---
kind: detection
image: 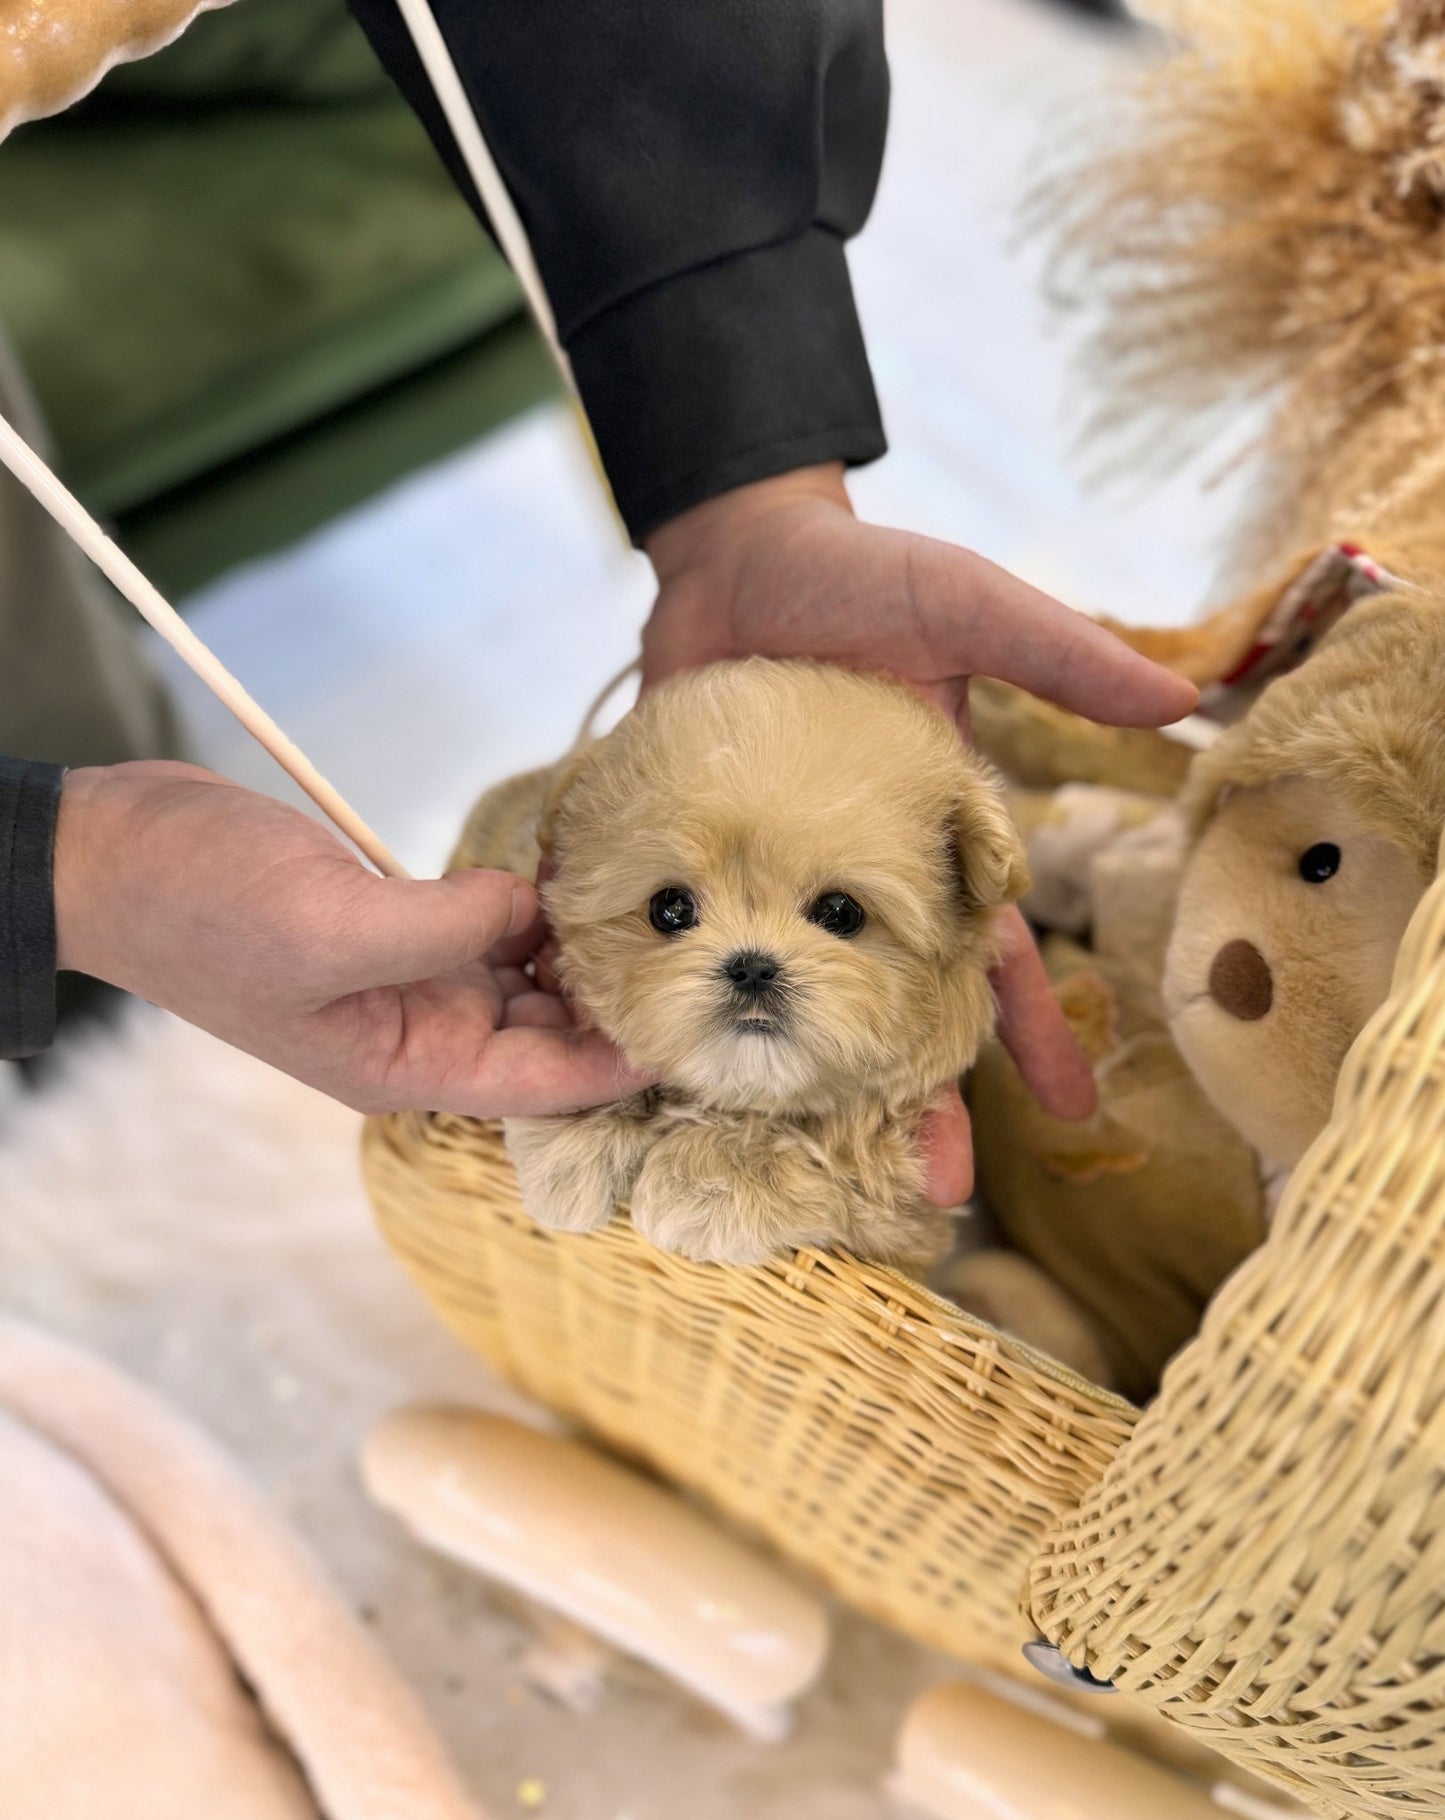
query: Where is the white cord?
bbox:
[0,415,410,879]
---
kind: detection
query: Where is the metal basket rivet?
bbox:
[1021,1639,1117,1693]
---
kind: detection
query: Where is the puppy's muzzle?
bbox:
[723,950,782,1001]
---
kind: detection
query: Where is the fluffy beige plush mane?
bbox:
[1048,0,1445,583]
[1182,590,1445,875]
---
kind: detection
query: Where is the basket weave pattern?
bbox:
[365,1111,1134,1668]
[368,841,1445,1819]
[1028,853,1445,1817]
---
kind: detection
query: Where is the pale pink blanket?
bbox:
[0,1319,488,1820]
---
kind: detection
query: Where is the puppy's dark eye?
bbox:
[649,887,698,935]
[807,891,866,938]
[1298,842,1342,884]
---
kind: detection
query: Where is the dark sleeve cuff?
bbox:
[568,224,886,544]
[0,757,64,1060]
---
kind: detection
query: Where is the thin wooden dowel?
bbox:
[0,412,410,880]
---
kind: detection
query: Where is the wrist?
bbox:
[53,759,204,979]
[644,462,852,587]
[52,765,114,976]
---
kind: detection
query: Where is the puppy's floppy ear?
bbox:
[952,782,1030,911]
[535,745,597,858]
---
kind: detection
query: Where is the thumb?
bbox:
[991,908,1098,1121]
[339,869,538,990]
[915,538,1199,729]
[919,1082,974,1206]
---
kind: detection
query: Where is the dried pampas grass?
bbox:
[1122,0,1393,44]
[1046,0,1445,580]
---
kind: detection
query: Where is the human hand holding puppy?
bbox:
[53,762,649,1117]
[641,462,1200,1185]
[44,470,1192,1168]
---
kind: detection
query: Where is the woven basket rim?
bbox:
[396,1109,1140,1420]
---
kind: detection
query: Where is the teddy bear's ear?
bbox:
[1179,719,1268,841]
[535,745,597,858]
[953,781,1031,911]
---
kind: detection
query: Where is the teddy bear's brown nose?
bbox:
[1208,939,1273,1021]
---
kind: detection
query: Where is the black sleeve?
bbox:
[0,756,63,1060]
[346,0,889,543]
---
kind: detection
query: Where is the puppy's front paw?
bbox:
[504,1112,647,1234]
[629,1126,845,1267]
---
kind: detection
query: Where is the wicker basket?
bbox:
[366,836,1445,1820]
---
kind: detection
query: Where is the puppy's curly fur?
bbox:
[470,661,1026,1269]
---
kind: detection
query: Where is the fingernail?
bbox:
[508,883,537,936]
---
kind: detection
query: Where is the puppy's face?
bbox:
[541,662,1027,1115]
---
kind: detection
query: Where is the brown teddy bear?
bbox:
[951,589,1445,1399]
[1164,591,1445,1171]
[946,0,1445,1398]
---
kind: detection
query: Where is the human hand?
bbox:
[53,762,651,1117]
[643,463,1200,1196]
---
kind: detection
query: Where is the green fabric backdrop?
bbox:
[0,0,555,597]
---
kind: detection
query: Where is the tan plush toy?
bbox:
[1093,0,1445,1179]
[949,590,1445,1399]
[943,772,1269,1402]
[952,937,1268,1402]
[949,0,1445,1397]
[1165,591,1445,1170]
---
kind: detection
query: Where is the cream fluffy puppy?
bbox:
[503,659,1028,1269]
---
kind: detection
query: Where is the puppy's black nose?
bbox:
[723,950,781,997]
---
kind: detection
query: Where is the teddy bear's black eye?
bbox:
[1298,842,1342,884]
[649,887,698,935]
[807,892,866,938]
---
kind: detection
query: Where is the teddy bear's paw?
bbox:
[629,1128,844,1267]
[937,1249,1117,1389]
[504,1115,633,1234]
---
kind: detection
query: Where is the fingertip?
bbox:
[612,1058,661,1098]
[507,879,539,937]
[921,1087,974,1206]
[501,990,576,1031]
[1037,1046,1099,1122]
[449,867,545,964]
[991,914,1099,1122]
[445,864,533,915]
[1166,673,1202,718]
[1074,644,1201,731]
[461,1027,655,1117]
[1114,665,1200,730]
[545,1029,658,1108]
